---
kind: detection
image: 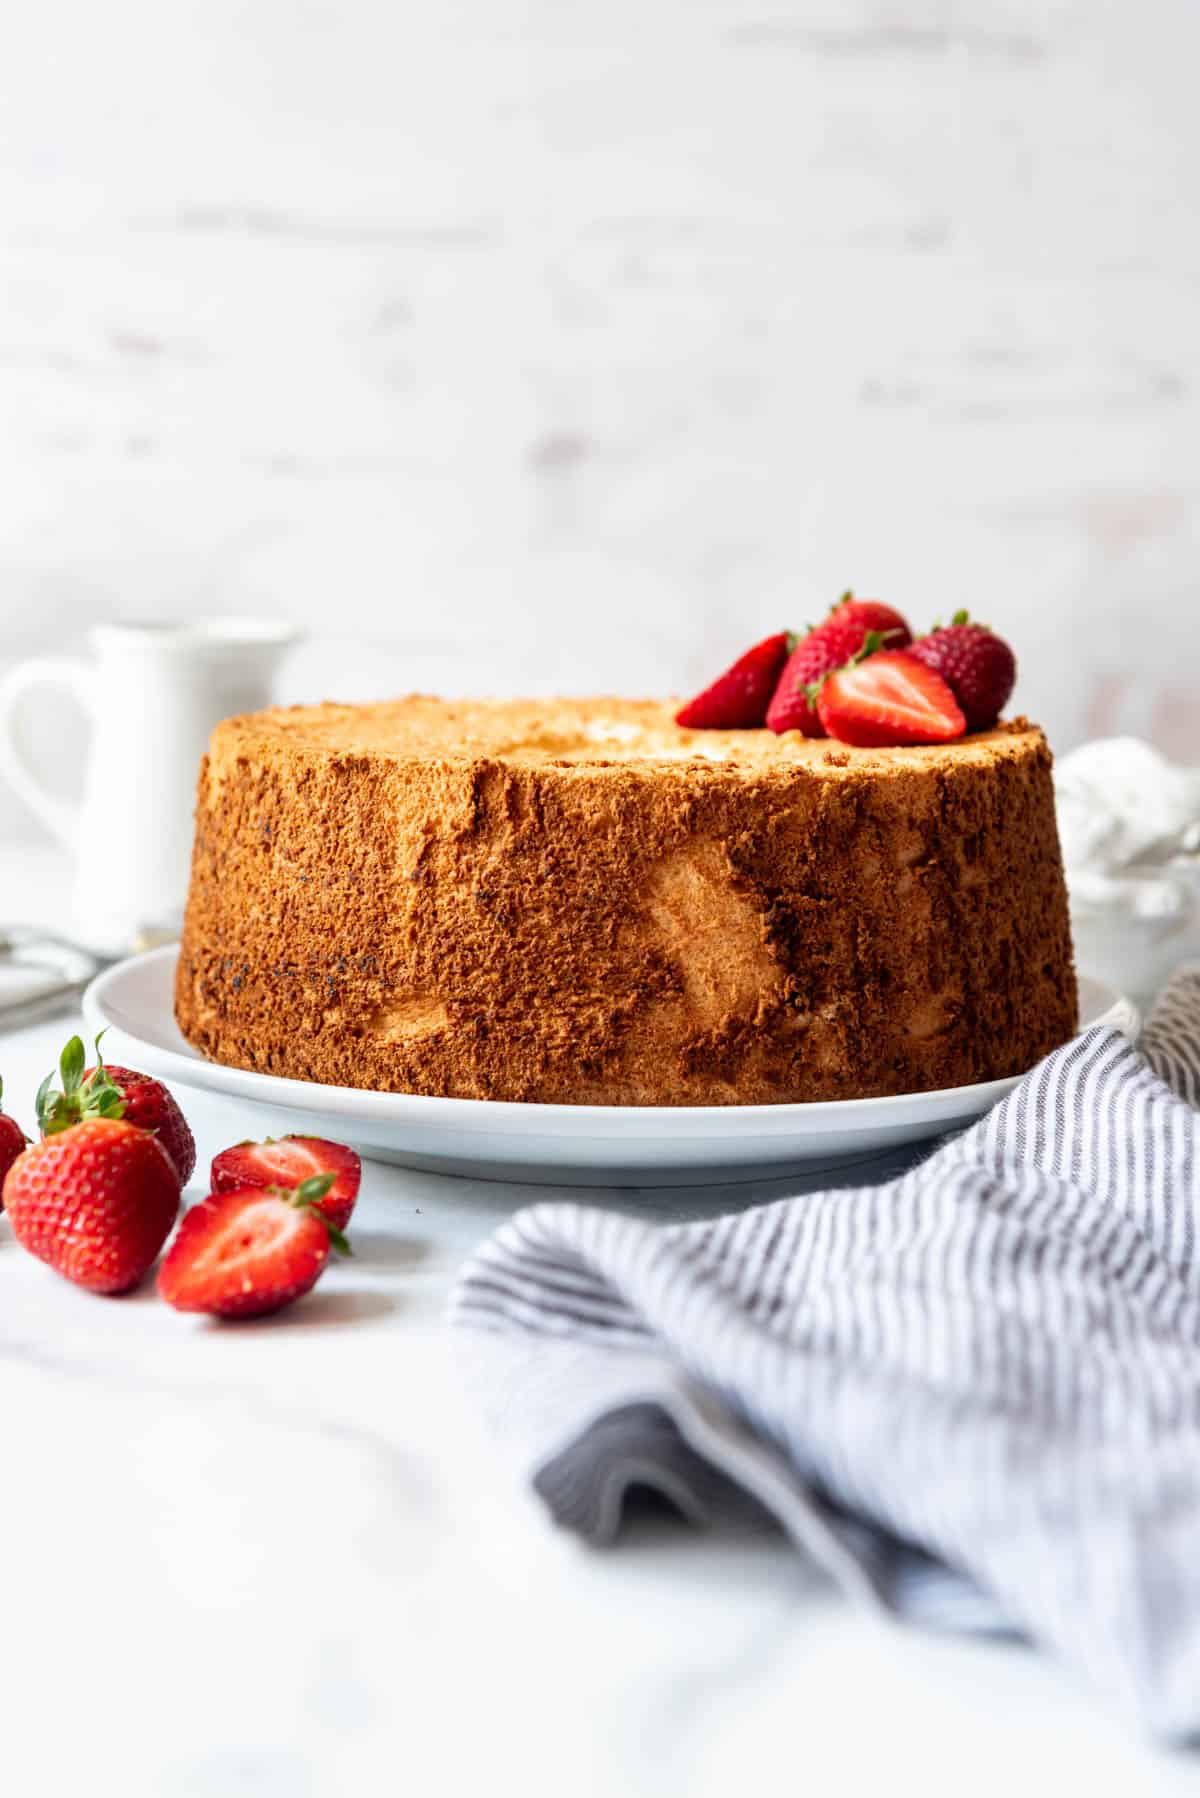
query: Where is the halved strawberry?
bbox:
[210,1136,361,1231]
[816,648,966,747]
[676,631,793,729]
[157,1176,348,1320]
[766,594,912,736]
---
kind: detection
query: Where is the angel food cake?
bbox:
[175,693,1077,1106]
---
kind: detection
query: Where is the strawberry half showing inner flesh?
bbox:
[157,1178,347,1320]
[210,1135,361,1231]
[816,649,966,748]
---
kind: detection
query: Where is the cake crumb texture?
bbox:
[175,697,1078,1105]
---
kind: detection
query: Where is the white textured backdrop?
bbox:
[1,0,1198,842]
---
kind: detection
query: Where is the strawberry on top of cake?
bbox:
[677,596,1016,747]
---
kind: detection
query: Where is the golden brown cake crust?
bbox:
[175,698,1077,1105]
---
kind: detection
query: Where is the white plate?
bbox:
[82,947,1137,1188]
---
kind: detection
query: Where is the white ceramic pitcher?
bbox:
[0,617,299,951]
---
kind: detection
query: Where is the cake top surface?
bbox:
[216,696,1045,776]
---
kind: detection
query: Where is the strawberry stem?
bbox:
[37,1033,127,1136]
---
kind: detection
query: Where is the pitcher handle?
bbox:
[0,657,96,850]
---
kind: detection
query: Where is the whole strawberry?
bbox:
[158,1175,349,1320]
[908,612,1016,732]
[767,593,912,736]
[676,631,793,729]
[3,1117,181,1294]
[38,1033,196,1185]
[0,1078,28,1208]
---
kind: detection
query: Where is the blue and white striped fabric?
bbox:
[453,968,1200,1741]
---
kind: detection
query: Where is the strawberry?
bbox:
[826,593,913,647]
[907,612,1016,732]
[816,647,966,747]
[767,623,862,738]
[676,631,793,729]
[0,1078,29,1207]
[211,1135,361,1231]
[766,593,912,736]
[3,1117,180,1294]
[157,1176,349,1320]
[37,1033,196,1185]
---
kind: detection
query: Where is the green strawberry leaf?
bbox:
[295,1172,336,1206]
[38,1033,128,1135]
[34,1070,56,1134]
[801,628,889,707]
[323,1221,352,1258]
[59,1035,85,1097]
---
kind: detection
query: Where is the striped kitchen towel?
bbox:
[452,967,1200,1741]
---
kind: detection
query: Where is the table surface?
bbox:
[0,852,1194,1796]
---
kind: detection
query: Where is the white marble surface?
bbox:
[0,847,1196,1794]
[2,0,1200,851]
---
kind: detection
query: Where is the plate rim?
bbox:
[81,946,1137,1141]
